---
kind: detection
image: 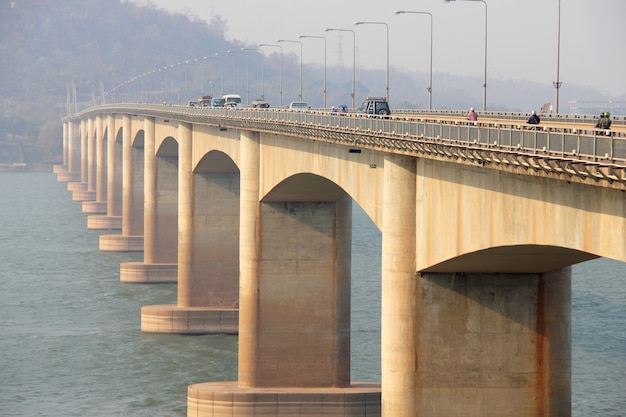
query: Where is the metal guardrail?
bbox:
[75,103,626,188]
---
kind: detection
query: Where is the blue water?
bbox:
[0,172,624,416]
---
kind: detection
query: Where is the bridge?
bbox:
[55,104,626,417]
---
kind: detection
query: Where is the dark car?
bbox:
[357,97,391,117]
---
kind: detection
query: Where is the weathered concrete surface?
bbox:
[187,382,381,417]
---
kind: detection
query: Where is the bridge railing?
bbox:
[79,104,626,168]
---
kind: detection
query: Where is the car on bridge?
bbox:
[289,101,310,111]
[357,96,391,117]
[211,97,225,107]
[252,99,270,108]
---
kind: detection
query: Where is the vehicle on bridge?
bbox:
[251,99,270,108]
[289,101,310,111]
[211,97,225,107]
[357,96,391,117]
[223,94,242,108]
[198,95,212,107]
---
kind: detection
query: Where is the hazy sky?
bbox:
[131,0,626,98]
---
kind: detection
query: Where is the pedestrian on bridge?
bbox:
[467,107,478,123]
[595,112,612,131]
[527,110,541,125]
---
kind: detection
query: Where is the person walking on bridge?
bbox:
[527,110,540,125]
[595,112,612,131]
[467,107,478,123]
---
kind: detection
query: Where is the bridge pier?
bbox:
[57,120,81,183]
[187,130,381,416]
[141,122,238,333]
[88,114,122,230]
[100,115,143,251]
[412,269,571,417]
[122,117,178,283]
[81,115,108,215]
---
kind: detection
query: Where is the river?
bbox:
[0,172,624,416]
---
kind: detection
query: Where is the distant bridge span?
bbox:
[57,104,626,417]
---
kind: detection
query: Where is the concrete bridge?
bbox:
[56,104,626,417]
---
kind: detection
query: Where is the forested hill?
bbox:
[0,0,235,103]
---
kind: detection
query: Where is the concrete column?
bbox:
[80,119,88,184]
[188,131,380,417]
[380,154,417,417]
[177,121,194,301]
[87,114,122,230]
[68,119,87,193]
[60,120,81,183]
[81,114,108,214]
[62,121,68,168]
[238,129,261,386]
[121,117,178,283]
[54,122,69,178]
[87,117,96,192]
[96,115,106,204]
[141,122,236,333]
[99,114,143,251]
[144,117,157,262]
[411,269,571,417]
[74,117,97,202]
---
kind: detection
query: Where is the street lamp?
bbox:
[554,0,562,114]
[259,43,283,107]
[277,39,303,101]
[229,50,248,104]
[324,28,356,109]
[354,21,389,103]
[444,0,488,111]
[299,35,327,108]
[242,48,265,100]
[394,10,434,110]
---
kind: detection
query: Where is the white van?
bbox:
[222,94,242,108]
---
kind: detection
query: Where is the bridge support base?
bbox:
[141,305,238,335]
[56,171,80,182]
[72,190,96,202]
[99,234,143,251]
[82,201,107,214]
[87,215,122,230]
[120,262,177,283]
[187,382,381,417]
[67,181,87,192]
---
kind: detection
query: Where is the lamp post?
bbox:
[554,0,562,114]
[242,47,265,100]
[277,39,303,101]
[299,35,327,108]
[324,28,356,109]
[354,21,389,103]
[394,10,434,110]
[444,0,488,111]
[216,52,236,94]
[229,50,248,104]
[259,43,283,107]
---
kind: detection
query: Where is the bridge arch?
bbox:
[424,244,598,273]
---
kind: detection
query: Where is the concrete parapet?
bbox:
[99,234,143,251]
[187,382,381,417]
[72,190,96,202]
[120,262,177,283]
[82,201,107,214]
[141,304,238,334]
[53,164,65,174]
[87,215,122,230]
